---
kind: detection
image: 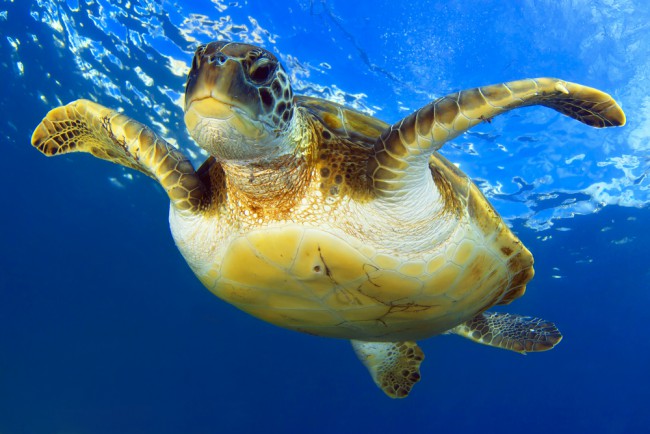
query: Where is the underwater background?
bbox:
[1,0,649,433]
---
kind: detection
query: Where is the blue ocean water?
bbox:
[1,0,649,433]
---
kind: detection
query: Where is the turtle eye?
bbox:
[249,58,275,84]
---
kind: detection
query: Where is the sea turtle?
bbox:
[31,41,625,398]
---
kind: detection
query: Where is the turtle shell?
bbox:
[172,96,533,342]
[296,95,389,145]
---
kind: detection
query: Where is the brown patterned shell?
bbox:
[296,95,389,146]
[294,94,530,309]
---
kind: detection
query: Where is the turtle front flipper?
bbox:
[449,312,562,354]
[351,340,424,398]
[32,99,206,212]
[368,78,626,197]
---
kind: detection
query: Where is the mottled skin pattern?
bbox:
[369,78,625,196]
[31,41,625,398]
[450,312,563,353]
[352,340,424,398]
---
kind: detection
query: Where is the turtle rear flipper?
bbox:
[351,340,424,398]
[32,99,206,213]
[450,312,562,354]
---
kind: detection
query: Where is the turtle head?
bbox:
[184,41,295,162]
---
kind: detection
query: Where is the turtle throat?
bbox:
[221,109,315,214]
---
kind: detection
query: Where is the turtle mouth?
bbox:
[185,94,243,121]
[185,95,270,144]
[184,94,275,136]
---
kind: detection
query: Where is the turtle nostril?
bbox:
[216,53,227,65]
[206,53,228,66]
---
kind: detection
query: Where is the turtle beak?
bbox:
[184,42,262,122]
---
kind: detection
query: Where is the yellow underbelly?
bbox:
[193,225,528,341]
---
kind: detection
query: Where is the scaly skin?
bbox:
[31,99,205,212]
[368,78,626,197]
